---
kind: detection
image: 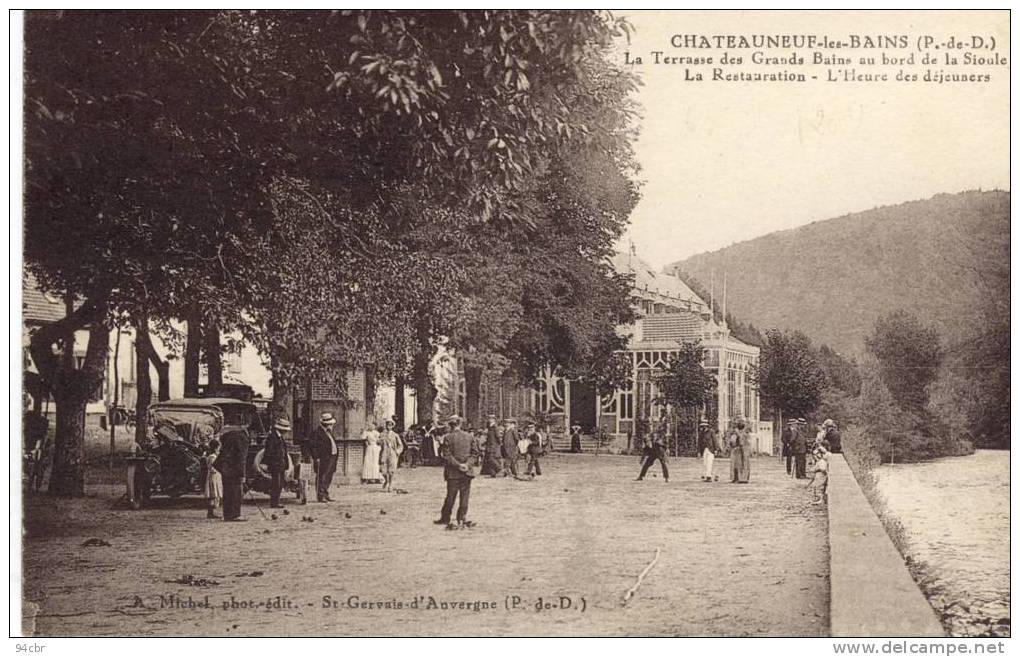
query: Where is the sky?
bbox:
[612,10,1010,269]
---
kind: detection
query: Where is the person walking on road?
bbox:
[215,427,250,522]
[728,418,751,484]
[312,412,339,502]
[698,419,720,482]
[434,415,481,530]
[263,417,292,508]
[525,421,551,479]
[379,419,403,492]
[636,432,669,482]
[501,418,521,479]
[361,422,383,484]
[792,418,809,479]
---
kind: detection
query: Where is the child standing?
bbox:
[809,447,829,504]
[204,439,223,519]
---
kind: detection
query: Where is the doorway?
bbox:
[569,381,596,434]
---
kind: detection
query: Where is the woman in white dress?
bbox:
[361,423,383,484]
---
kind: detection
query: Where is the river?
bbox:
[874,449,1010,637]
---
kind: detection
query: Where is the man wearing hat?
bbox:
[263,417,292,508]
[792,418,809,479]
[524,421,550,478]
[482,414,502,477]
[214,425,251,522]
[781,418,798,476]
[312,412,339,502]
[434,415,481,529]
[636,430,669,483]
[697,419,720,482]
[500,418,521,478]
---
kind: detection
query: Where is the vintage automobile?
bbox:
[125,397,305,509]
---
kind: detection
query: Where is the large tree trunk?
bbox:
[134,317,153,445]
[49,388,87,496]
[29,298,109,497]
[463,363,483,429]
[271,371,294,431]
[134,316,170,402]
[393,374,406,432]
[412,352,436,427]
[184,311,201,397]
[153,359,170,402]
[204,321,222,390]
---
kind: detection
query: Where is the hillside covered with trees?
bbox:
[668,190,1009,357]
[671,190,1009,448]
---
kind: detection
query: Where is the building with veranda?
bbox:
[438,251,763,452]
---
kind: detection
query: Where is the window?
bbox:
[534,378,548,413]
[637,371,653,420]
[618,383,634,420]
[727,370,736,418]
[226,351,243,375]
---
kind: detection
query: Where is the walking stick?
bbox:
[244,486,269,520]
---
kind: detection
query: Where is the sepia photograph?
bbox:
[11,8,1010,644]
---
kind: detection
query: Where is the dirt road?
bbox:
[22,453,829,636]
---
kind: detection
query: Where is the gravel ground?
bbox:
[22,453,829,636]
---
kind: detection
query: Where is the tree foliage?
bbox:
[654,340,716,411]
[864,310,943,416]
[751,329,824,419]
[23,9,641,492]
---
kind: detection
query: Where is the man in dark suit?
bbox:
[311,412,339,502]
[500,418,520,478]
[263,417,291,508]
[434,415,481,530]
[792,418,809,479]
[782,419,797,476]
[636,431,669,482]
[215,427,251,522]
[482,414,502,477]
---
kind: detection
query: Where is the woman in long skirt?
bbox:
[729,419,751,484]
[362,423,383,484]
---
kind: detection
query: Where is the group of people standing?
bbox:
[636,417,754,484]
[781,417,841,479]
[360,419,405,492]
[430,412,554,530]
[481,415,554,480]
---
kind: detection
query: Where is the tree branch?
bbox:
[28,296,107,388]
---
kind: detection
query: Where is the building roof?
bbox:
[611,250,707,309]
[22,272,66,325]
[639,312,704,344]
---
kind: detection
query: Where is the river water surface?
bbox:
[874,450,1009,637]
